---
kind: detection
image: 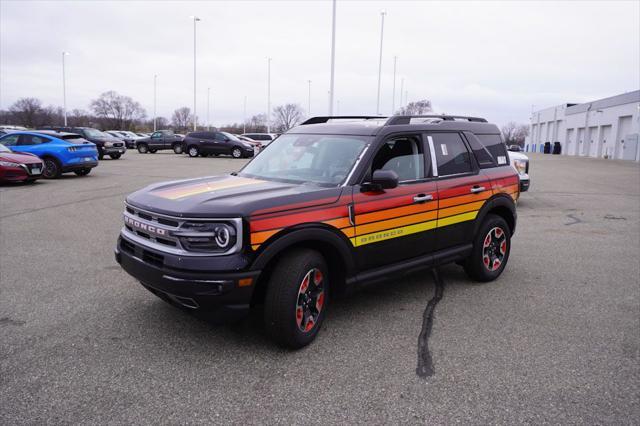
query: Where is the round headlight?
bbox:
[215,225,231,248]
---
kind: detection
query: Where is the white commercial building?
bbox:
[525,90,640,161]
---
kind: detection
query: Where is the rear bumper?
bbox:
[115,235,259,319]
[62,160,98,172]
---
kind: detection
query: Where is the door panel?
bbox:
[352,181,438,270]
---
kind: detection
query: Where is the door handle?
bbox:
[470,186,486,193]
[413,193,433,203]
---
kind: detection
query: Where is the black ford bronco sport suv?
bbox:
[115,115,519,348]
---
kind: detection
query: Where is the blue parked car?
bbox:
[0,130,99,178]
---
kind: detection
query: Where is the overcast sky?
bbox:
[1,0,638,127]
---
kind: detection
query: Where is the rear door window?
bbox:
[0,134,19,146]
[431,133,473,176]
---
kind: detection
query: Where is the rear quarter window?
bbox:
[476,134,509,166]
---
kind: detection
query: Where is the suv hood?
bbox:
[126,174,344,218]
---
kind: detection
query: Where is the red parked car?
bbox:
[0,143,44,183]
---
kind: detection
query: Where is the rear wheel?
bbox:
[463,214,511,282]
[232,147,243,158]
[173,143,183,154]
[109,153,121,159]
[264,249,328,349]
[42,157,61,179]
[137,144,149,154]
[74,168,91,176]
[188,146,199,157]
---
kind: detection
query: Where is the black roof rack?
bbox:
[385,115,487,125]
[300,116,387,125]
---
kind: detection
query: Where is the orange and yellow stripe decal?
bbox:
[153,177,263,200]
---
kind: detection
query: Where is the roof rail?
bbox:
[300,116,387,125]
[385,115,487,125]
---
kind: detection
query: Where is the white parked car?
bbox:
[241,133,278,145]
[508,148,530,192]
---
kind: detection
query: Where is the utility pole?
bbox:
[153,74,157,131]
[190,16,201,131]
[328,0,337,115]
[400,77,404,109]
[267,57,272,133]
[62,51,69,126]
[308,80,312,116]
[207,87,211,131]
[243,96,247,134]
[391,56,397,114]
[375,10,386,115]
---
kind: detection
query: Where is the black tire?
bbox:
[173,143,183,154]
[109,153,121,160]
[74,168,91,176]
[137,144,149,154]
[98,148,104,160]
[231,147,243,158]
[187,146,199,157]
[463,214,511,282]
[42,157,62,179]
[149,149,157,153]
[264,249,329,349]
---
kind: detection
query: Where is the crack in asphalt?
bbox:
[416,268,445,378]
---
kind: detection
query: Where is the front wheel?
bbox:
[173,143,183,154]
[149,149,157,153]
[231,147,243,158]
[137,144,149,154]
[74,168,91,176]
[264,249,329,349]
[188,146,199,157]
[109,153,121,159]
[463,214,511,282]
[98,148,104,160]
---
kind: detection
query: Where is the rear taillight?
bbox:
[68,147,78,152]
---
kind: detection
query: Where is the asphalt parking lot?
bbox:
[1,151,638,424]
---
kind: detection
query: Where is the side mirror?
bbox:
[362,169,399,192]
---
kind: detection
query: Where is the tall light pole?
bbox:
[207,87,211,130]
[153,74,157,131]
[400,77,404,109]
[266,57,272,133]
[328,0,337,115]
[307,80,312,116]
[62,51,69,126]
[243,96,247,134]
[190,15,201,131]
[375,10,386,115]
[391,56,397,115]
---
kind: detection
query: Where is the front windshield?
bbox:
[0,144,11,153]
[222,132,241,142]
[239,133,370,186]
[84,128,104,137]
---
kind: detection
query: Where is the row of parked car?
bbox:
[134,130,279,158]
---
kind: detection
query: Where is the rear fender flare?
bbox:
[473,193,517,235]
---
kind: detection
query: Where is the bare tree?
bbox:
[171,107,192,132]
[247,114,267,133]
[90,91,146,130]
[501,121,530,146]
[395,99,432,115]
[272,103,304,132]
[68,109,92,127]
[9,98,43,128]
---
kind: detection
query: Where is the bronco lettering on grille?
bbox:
[124,216,167,236]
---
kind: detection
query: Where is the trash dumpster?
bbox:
[553,141,561,155]
[543,142,551,154]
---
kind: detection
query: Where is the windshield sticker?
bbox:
[497,155,507,165]
[440,144,448,156]
[152,177,263,200]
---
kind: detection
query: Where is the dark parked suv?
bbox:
[136,130,184,154]
[40,126,126,160]
[183,131,256,158]
[115,115,519,348]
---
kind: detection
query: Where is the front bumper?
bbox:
[518,173,530,192]
[102,146,126,155]
[115,234,260,320]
